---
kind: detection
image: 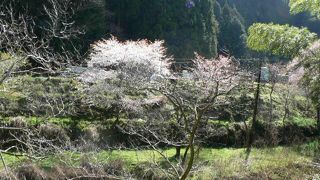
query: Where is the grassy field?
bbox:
[1,141,319,179]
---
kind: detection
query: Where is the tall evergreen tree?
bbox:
[216,1,247,57]
[106,0,218,59]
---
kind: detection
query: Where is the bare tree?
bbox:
[0,1,89,176]
[245,60,263,160]
[148,54,242,179]
[120,55,244,179]
[0,0,86,81]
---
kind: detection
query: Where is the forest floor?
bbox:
[1,141,319,179]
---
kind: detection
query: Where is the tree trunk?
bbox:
[182,146,189,166]
[175,146,181,159]
[0,61,16,84]
[317,107,320,135]
[282,86,291,127]
[180,111,202,180]
[246,63,262,156]
[269,85,274,123]
[112,107,121,128]
[180,140,195,180]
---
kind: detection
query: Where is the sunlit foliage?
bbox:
[289,0,320,19]
[247,23,317,57]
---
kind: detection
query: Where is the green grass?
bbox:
[25,117,74,126]
[293,140,320,157]
[97,149,177,167]
[34,148,178,170]
[289,116,317,128]
[1,143,318,178]
[207,120,231,127]
[0,153,26,170]
[1,142,319,179]
[2,116,100,132]
[36,152,82,170]
[192,146,316,179]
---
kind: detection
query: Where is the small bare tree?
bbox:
[148,54,242,179]
[0,0,86,81]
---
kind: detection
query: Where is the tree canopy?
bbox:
[289,0,320,19]
[247,23,317,58]
[246,0,320,128]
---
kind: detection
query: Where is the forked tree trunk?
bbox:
[180,111,202,180]
[182,146,190,166]
[180,138,195,180]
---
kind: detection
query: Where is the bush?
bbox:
[15,164,46,180]
[38,123,70,147]
[103,160,125,176]
[3,76,83,117]
[132,162,173,180]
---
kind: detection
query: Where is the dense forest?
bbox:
[0,0,320,179]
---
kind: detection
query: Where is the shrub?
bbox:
[15,164,46,180]
[103,159,125,176]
